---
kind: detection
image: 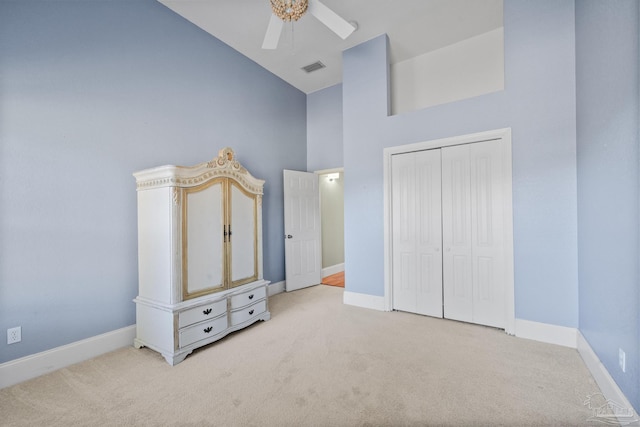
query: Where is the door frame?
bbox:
[383,128,515,335]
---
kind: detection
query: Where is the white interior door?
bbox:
[442,141,507,328]
[391,150,443,317]
[283,170,322,292]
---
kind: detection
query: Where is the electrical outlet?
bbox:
[7,326,21,344]
[619,348,626,373]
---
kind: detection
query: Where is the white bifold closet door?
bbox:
[441,141,506,328]
[391,149,443,317]
[392,140,507,329]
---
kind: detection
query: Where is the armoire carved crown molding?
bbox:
[134,147,265,195]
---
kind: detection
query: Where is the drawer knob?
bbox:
[249,309,254,315]
[204,326,213,333]
[203,308,212,315]
[248,294,254,300]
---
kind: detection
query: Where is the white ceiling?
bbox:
[158,0,503,94]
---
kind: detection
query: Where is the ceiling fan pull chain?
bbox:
[290,20,295,51]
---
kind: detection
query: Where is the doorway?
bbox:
[383,128,515,334]
[318,168,345,286]
[282,168,345,291]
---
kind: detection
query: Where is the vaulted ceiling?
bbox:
[158,0,503,94]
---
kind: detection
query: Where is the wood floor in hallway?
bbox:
[321,271,344,288]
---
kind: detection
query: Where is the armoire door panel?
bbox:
[183,180,225,298]
[229,183,258,286]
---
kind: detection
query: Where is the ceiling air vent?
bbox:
[301,61,326,73]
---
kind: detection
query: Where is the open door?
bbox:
[283,170,322,292]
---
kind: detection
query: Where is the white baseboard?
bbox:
[514,318,577,348]
[268,280,285,296]
[577,331,639,424]
[0,325,136,389]
[1,283,283,389]
[343,290,386,311]
[513,320,638,421]
[322,263,344,278]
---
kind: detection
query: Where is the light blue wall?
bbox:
[307,84,343,172]
[576,0,639,410]
[341,1,579,327]
[0,0,306,363]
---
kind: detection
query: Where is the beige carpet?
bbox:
[1,285,601,426]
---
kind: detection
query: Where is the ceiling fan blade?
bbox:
[308,0,355,40]
[262,14,283,49]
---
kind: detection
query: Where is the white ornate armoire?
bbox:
[133,148,270,365]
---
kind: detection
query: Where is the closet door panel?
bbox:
[392,153,417,313]
[415,150,443,316]
[392,150,442,317]
[469,141,506,328]
[442,145,473,323]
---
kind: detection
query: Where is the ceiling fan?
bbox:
[262,0,356,49]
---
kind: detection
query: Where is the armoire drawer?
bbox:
[178,299,227,328]
[230,286,266,310]
[179,315,228,348]
[230,300,266,326]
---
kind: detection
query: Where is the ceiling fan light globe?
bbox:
[270,0,308,22]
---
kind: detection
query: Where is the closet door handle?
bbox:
[286,235,293,239]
